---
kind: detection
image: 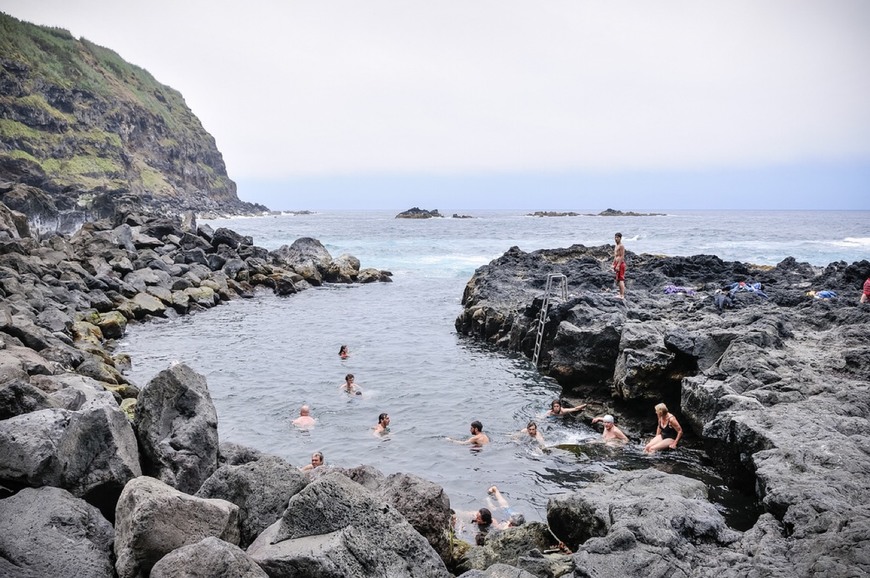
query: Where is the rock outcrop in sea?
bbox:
[455,243,870,576]
[396,207,443,219]
[528,208,665,217]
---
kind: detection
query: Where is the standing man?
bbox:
[613,232,626,299]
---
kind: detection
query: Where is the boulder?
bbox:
[131,291,167,318]
[358,267,393,283]
[0,486,115,578]
[219,442,264,466]
[134,363,219,494]
[330,465,453,563]
[150,537,268,578]
[248,472,450,578]
[0,378,53,419]
[0,406,141,517]
[548,469,740,576]
[211,227,252,250]
[114,476,240,578]
[457,564,538,578]
[270,237,333,277]
[196,454,307,548]
[325,253,360,283]
[381,472,453,564]
[76,358,125,385]
[462,522,557,573]
[184,285,217,308]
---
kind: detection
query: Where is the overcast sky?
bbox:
[2,0,869,210]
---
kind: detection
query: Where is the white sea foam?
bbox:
[833,237,870,248]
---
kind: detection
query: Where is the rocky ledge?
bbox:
[456,243,870,576]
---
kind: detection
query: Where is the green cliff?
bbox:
[0,12,267,223]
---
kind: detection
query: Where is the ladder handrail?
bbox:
[533,274,568,366]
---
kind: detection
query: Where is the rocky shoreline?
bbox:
[456,243,870,576]
[0,201,584,578]
[2,201,868,577]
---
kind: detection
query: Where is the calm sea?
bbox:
[118,210,869,535]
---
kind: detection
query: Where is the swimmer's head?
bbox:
[474,508,492,526]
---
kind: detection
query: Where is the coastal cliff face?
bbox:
[0,12,266,226]
[456,244,870,576]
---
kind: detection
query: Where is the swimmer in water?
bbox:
[547,399,586,417]
[340,373,362,395]
[514,420,545,446]
[300,451,323,472]
[339,345,349,359]
[373,412,391,435]
[291,404,315,428]
[591,414,628,444]
[447,420,490,446]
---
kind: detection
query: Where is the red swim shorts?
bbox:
[614,261,626,282]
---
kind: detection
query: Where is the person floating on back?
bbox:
[487,485,525,529]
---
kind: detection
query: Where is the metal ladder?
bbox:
[532,273,568,367]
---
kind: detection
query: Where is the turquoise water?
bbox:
[118,210,869,535]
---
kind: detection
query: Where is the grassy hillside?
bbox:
[0,12,252,215]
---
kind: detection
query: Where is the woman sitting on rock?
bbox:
[643,403,682,454]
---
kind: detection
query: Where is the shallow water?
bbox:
[118,210,868,537]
